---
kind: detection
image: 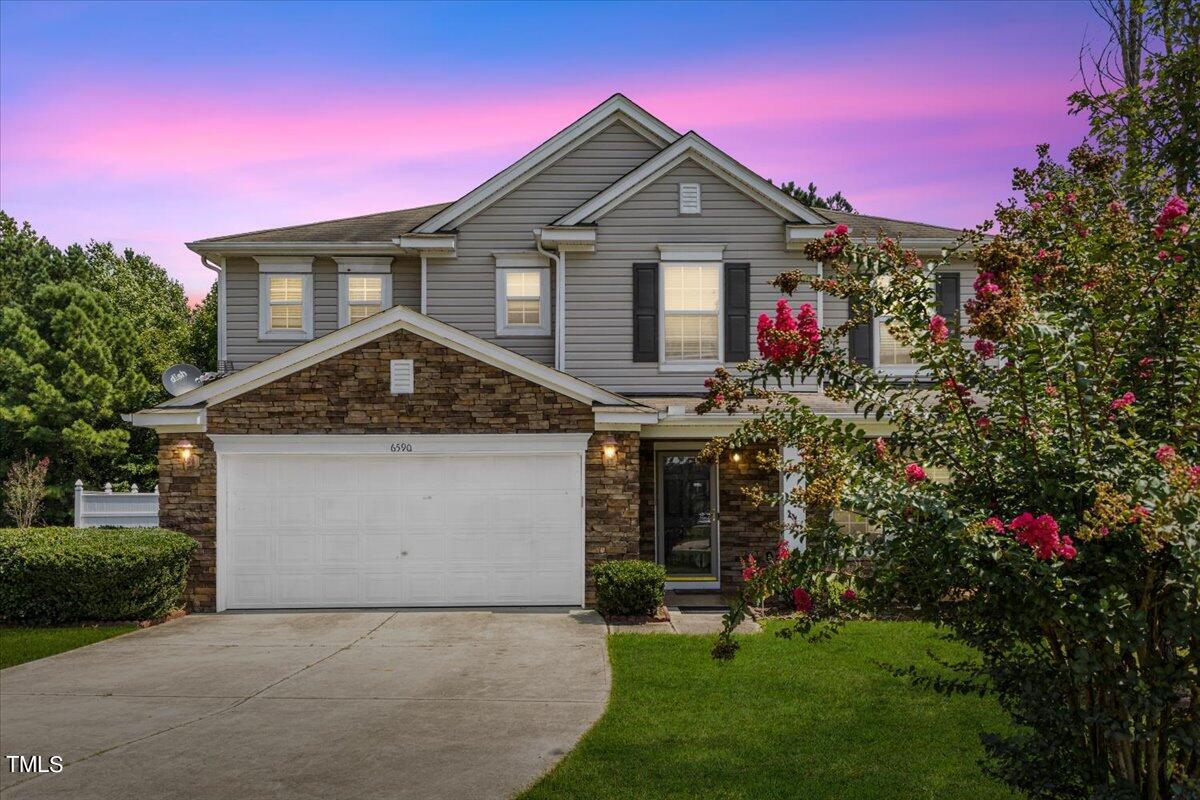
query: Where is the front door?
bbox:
[656,451,718,583]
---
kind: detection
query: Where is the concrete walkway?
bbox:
[1,609,609,799]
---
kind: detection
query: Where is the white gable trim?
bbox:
[556,132,828,226]
[149,303,636,412]
[413,94,680,233]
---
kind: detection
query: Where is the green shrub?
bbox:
[0,527,196,623]
[593,559,666,617]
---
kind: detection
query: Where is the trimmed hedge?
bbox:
[0,527,196,623]
[593,559,666,618]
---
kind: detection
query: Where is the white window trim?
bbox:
[495,267,551,337]
[258,273,313,341]
[872,316,921,377]
[335,258,393,328]
[659,261,724,373]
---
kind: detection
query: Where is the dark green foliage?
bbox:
[0,527,196,623]
[0,212,215,523]
[777,180,855,213]
[180,283,219,372]
[592,559,665,617]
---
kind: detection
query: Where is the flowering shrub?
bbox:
[704,145,1199,798]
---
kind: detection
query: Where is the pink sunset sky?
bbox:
[0,1,1100,304]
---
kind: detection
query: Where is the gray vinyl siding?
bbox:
[426,121,662,365]
[565,159,822,394]
[226,255,424,369]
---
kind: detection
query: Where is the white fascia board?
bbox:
[537,226,596,251]
[155,303,634,410]
[208,432,591,456]
[187,242,400,257]
[128,408,207,432]
[557,132,828,227]
[785,225,971,255]
[395,234,457,256]
[413,95,680,234]
[594,408,661,426]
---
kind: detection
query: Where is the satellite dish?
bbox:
[162,364,204,396]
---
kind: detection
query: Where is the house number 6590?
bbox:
[390,442,413,453]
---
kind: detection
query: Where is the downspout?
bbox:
[200,255,227,370]
[419,255,428,314]
[534,229,565,371]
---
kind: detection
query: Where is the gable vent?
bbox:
[679,183,701,214]
[390,359,414,394]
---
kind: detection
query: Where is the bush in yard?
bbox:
[0,527,196,622]
[3,454,49,527]
[701,145,1199,798]
[593,559,666,618]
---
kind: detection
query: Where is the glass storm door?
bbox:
[657,452,717,580]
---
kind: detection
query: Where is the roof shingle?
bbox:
[189,202,452,245]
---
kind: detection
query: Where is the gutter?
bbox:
[533,229,566,371]
[200,255,228,368]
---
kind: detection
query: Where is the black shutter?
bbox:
[724,263,750,362]
[848,294,873,365]
[936,273,961,330]
[632,263,659,362]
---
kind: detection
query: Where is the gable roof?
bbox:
[149,303,639,412]
[819,210,968,240]
[187,203,451,248]
[412,94,680,233]
[554,131,828,226]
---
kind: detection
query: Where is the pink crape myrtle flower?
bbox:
[1154,196,1189,238]
[757,299,820,364]
[741,554,759,583]
[833,223,849,236]
[984,517,1006,535]
[841,589,857,602]
[928,315,949,343]
[1155,445,1176,463]
[1111,392,1136,411]
[904,463,926,484]
[775,540,791,560]
[792,587,813,614]
[1009,512,1073,560]
[974,339,995,359]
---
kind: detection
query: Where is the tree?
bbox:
[0,212,204,523]
[702,147,1198,797]
[180,283,218,372]
[1071,0,1200,195]
[777,180,856,213]
[3,455,50,528]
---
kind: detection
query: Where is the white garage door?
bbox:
[217,440,585,609]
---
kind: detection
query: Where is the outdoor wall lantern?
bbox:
[730,450,742,464]
[177,440,197,467]
[602,436,618,461]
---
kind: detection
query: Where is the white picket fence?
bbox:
[73,479,160,528]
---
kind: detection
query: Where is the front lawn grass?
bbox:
[520,620,1016,800]
[0,624,136,669]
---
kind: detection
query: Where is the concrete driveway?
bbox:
[1,609,609,799]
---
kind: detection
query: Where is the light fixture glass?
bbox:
[602,436,618,460]
[731,451,742,463]
[177,440,195,467]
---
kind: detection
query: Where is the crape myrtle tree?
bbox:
[700,145,1199,798]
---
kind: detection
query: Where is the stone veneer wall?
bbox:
[585,431,642,603]
[157,432,217,611]
[156,328,650,610]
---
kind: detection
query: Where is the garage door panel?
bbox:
[223,451,583,609]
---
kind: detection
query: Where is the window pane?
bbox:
[506,298,541,326]
[833,508,882,537]
[505,270,541,298]
[270,304,302,330]
[878,321,915,366]
[269,276,303,302]
[665,314,718,360]
[348,304,380,323]
[348,276,382,303]
[664,264,718,311]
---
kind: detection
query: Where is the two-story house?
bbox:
[132,94,976,612]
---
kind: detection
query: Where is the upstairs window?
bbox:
[662,263,721,363]
[257,258,313,340]
[336,257,393,328]
[496,267,550,336]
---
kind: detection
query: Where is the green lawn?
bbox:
[520,620,1016,800]
[0,624,136,669]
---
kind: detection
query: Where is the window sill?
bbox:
[495,328,552,338]
[658,361,723,374]
[258,330,313,342]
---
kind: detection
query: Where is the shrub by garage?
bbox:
[0,527,196,623]
[593,559,666,619]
